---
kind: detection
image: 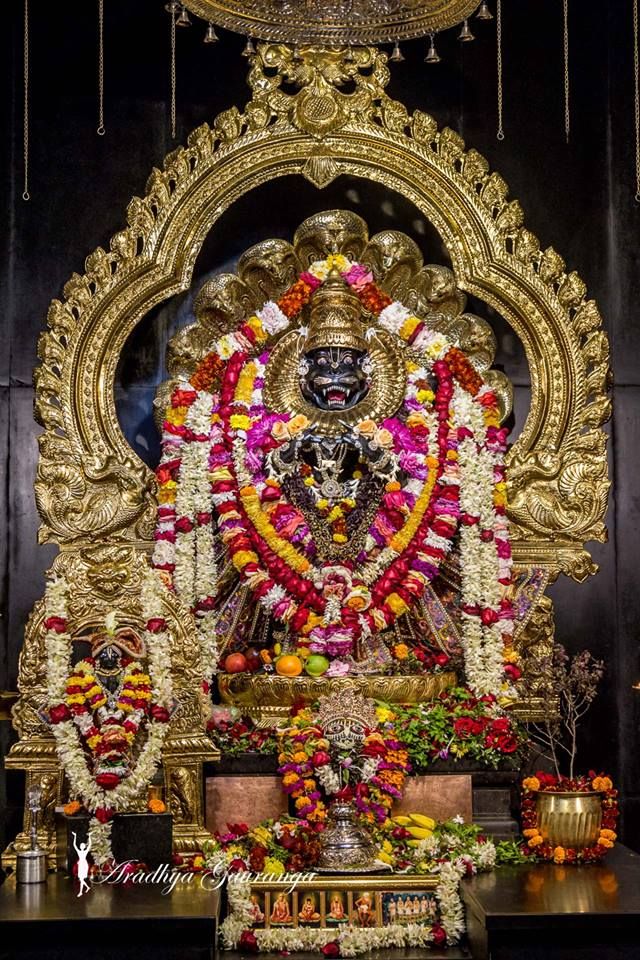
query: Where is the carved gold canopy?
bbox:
[34,43,611,583]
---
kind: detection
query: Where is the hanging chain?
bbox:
[496,0,504,140]
[634,0,640,202]
[170,8,177,139]
[97,0,105,135]
[23,0,30,200]
[563,0,570,142]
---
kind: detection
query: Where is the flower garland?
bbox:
[44,567,173,866]
[215,818,505,955]
[521,772,619,864]
[154,255,515,696]
[277,705,411,825]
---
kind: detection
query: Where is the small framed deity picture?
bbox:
[349,890,380,928]
[247,891,266,928]
[266,890,295,927]
[296,890,322,927]
[325,889,349,927]
[381,890,437,926]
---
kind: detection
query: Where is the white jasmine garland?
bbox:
[220,846,479,955]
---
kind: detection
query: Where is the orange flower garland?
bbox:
[521,772,619,864]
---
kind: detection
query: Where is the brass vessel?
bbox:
[218,672,457,726]
[535,791,603,849]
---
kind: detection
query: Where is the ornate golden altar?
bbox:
[3,42,610,868]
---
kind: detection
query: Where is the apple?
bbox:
[305,654,330,677]
[224,652,248,673]
[244,647,262,672]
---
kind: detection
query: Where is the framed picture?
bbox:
[325,889,349,927]
[297,891,322,927]
[248,891,266,928]
[267,890,295,927]
[350,891,380,928]
[381,891,437,926]
[245,875,439,932]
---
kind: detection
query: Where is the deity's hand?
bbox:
[337,421,398,480]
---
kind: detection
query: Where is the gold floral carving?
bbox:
[32,43,610,580]
[219,673,458,726]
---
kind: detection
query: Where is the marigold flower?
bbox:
[600,829,617,841]
[598,837,614,849]
[592,776,613,792]
[527,835,544,847]
[148,798,167,814]
[522,777,541,792]
[64,801,82,816]
[553,846,566,864]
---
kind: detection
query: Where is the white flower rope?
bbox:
[220,854,474,955]
[44,567,173,865]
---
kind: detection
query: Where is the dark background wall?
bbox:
[1,1,638,851]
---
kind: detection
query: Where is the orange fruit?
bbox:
[275,654,303,677]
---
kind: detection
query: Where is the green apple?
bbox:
[305,654,330,677]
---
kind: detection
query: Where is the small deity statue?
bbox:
[60,616,151,790]
[154,241,516,697]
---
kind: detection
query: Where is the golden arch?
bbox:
[34,44,610,588]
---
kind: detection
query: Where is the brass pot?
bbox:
[535,790,602,849]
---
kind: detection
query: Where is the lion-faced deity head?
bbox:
[298,267,372,412]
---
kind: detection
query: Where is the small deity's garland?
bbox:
[64,655,152,789]
[153,255,515,695]
[44,568,173,865]
[277,705,411,824]
[521,772,619,864]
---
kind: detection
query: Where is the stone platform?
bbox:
[0,872,219,960]
[2,847,640,960]
[463,844,640,960]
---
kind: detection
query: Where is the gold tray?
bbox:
[217,672,457,726]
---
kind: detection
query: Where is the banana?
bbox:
[409,813,436,830]
[392,815,412,826]
[376,850,394,864]
[406,826,433,840]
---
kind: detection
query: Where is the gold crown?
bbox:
[304,267,368,354]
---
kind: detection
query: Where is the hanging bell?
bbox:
[176,4,192,26]
[458,19,475,41]
[390,41,405,62]
[204,21,218,43]
[424,34,441,64]
[476,2,494,20]
[241,36,256,57]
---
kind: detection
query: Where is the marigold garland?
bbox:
[520,771,619,864]
[277,704,411,825]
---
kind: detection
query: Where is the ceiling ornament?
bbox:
[182,0,480,45]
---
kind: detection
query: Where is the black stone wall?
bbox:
[1,1,638,850]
